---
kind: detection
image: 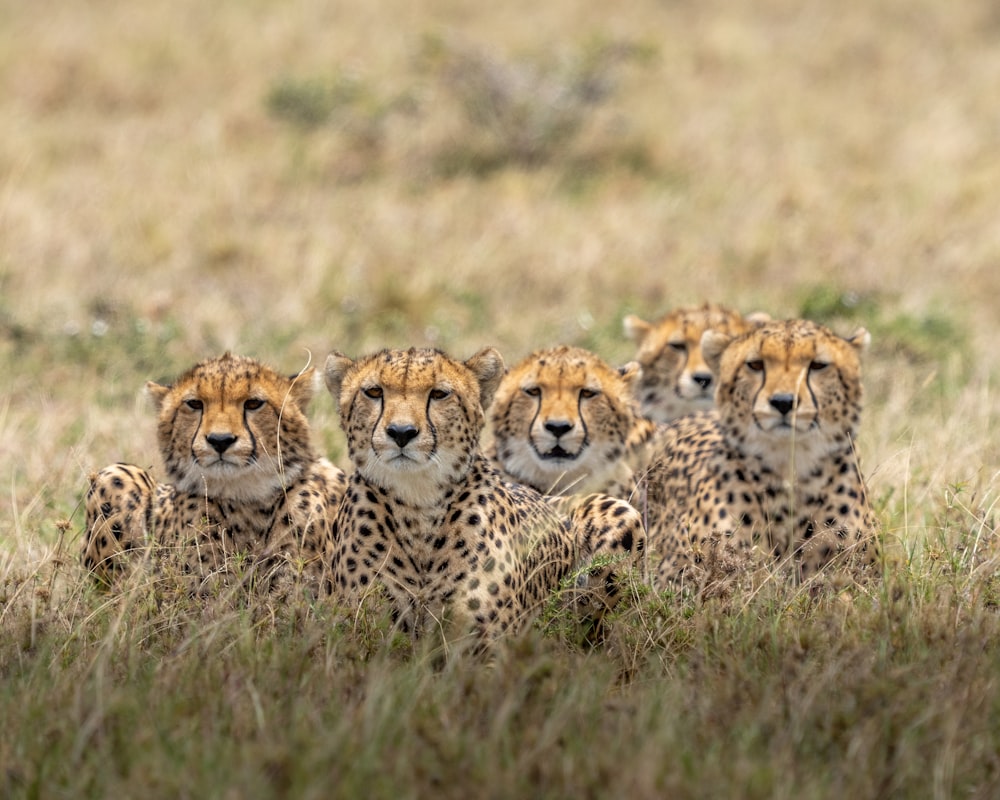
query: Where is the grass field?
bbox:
[2,0,1000,796]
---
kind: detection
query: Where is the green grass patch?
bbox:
[5,552,1000,798]
[798,284,972,400]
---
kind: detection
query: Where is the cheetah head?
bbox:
[146,352,319,502]
[703,319,869,474]
[324,347,505,506]
[624,303,769,423]
[489,345,642,495]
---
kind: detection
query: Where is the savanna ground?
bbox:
[2,0,1000,797]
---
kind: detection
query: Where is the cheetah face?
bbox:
[146,353,318,502]
[326,347,505,506]
[490,346,641,494]
[624,304,769,423]
[703,320,869,474]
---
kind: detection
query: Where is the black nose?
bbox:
[544,420,574,438]
[769,394,796,416]
[207,433,237,453]
[386,424,419,447]
[692,372,713,390]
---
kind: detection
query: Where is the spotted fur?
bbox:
[646,319,880,587]
[624,302,769,422]
[320,347,646,642]
[82,353,347,591]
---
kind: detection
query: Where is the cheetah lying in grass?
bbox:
[82,353,347,593]
[645,319,881,589]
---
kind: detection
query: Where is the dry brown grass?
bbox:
[2,0,1000,796]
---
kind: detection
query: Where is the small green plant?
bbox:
[265,71,406,182]
[266,74,367,131]
[422,36,653,175]
[797,284,971,395]
[799,285,881,323]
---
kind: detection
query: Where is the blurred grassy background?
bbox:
[3,1,998,527]
[3,0,997,553]
[2,0,1000,795]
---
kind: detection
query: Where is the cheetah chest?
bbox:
[699,453,868,559]
[334,478,533,629]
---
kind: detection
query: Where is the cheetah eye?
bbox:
[184,399,204,411]
[745,360,764,373]
[579,388,600,399]
[522,386,541,398]
[668,342,687,352]
[244,398,265,410]
[429,388,451,401]
[809,361,830,371]
[363,386,383,399]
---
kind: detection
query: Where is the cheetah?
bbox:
[624,302,769,422]
[486,344,659,501]
[646,319,880,588]
[82,353,347,592]
[320,346,646,642]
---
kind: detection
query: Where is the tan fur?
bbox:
[484,347,668,594]
[318,347,646,643]
[646,319,880,588]
[487,345,654,499]
[624,302,769,422]
[82,353,347,592]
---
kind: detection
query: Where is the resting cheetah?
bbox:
[646,319,880,587]
[487,345,659,501]
[320,346,646,642]
[82,353,347,591]
[624,302,769,422]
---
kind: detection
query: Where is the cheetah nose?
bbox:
[769,393,796,416]
[207,433,238,453]
[386,424,419,448]
[544,420,574,438]
[692,372,713,390]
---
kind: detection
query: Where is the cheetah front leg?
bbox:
[563,494,646,618]
[83,463,161,584]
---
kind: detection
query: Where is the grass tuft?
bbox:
[421,35,652,177]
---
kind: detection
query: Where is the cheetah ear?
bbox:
[465,347,506,410]
[323,352,355,408]
[145,381,171,412]
[617,360,642,390]
[846,327,871,353]
[744,311,771,326]
[623,314,652,344]
[701,330,733,375]
[287,366,317,410]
